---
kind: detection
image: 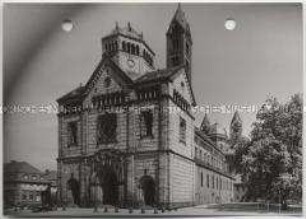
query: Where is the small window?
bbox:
[36,192,40,202]
[68,121,78,147]
[216,177,219,190]
[179,117,186,143]
[131,44,135,54]
[172,56,180,66]
[24,175,29,180]
[22,191,27,201]
[104,77,111,88]
[29,191,34,201]
[212,175,215,189]
[201,172,203,187]
[32,175,37,180]
[206,174,209,188]
[127,42,131,53]
[140,110,153,138]
[181,82,185,88]
[122,41,126,51]
[136,45,139,55]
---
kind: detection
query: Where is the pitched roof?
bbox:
[231,110,242,125]
[57,56,196,106]
[109,22,143,41]
[57,55,133,104]
[4,161,42,174]
[167,4,191,36]
[194,127,225,155]
[200,113,211,132]
[84,55,134,93]
[56,85,85,103]
[135,65,184,84]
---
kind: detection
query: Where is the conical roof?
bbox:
[231,111,242,125]
[167,3,191,34]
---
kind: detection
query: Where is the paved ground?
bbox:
[4,203,302,218]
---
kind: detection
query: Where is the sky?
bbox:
[3,3,303,170]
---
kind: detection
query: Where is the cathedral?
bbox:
[56,5,238,208]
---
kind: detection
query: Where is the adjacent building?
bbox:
[56,4,235,208]
[3,161,56,207]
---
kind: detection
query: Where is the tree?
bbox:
[241,94,302,208]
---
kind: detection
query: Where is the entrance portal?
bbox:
[140,175,156,206]
[98,166,119,205]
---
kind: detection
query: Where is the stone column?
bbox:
[126,156,135,206]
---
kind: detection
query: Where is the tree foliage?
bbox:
[241,94,302,205]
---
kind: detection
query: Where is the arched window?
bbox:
[122,41,126,51]
[136,45,139,55]
[131,44,135,55]
[127,42,131,53]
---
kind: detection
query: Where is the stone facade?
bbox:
[56,5,234,209]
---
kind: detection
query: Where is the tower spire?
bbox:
[200,114,211,135]
[177,2,182,12]
[230,111,243,143]
[166,3,192,83]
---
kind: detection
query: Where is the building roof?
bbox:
[200,114,210,132]
[167,4,191,35]
[135,65,184,84]
[231,110,242,125]
[109,22,143,41]
[4,161,42,174]
[195,127,225,154]
[42,170,57,180]
[56,85,85,103]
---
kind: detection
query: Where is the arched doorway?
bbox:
[67,173,80,206]
[98,166,119,206]
[140,175,156,206]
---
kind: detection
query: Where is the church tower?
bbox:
[230,111,243,143]
[166,4,192,83]
[200,114,211,135]
[101,22,156,80]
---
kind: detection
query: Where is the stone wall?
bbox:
[195,166,234,205]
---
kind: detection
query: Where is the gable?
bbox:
[83,56,134,106]
[169,67,196,106]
